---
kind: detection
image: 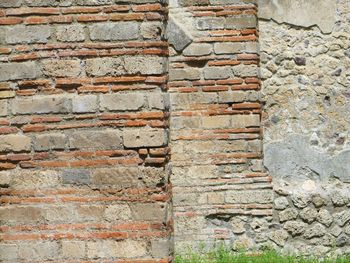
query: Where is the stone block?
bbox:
[86,240,116,259]
[148,93,169,110]
[42,59,81,77]
[33,133,66,151]
[231,114,260,128]
[0,0,22,7]
[183,43,213,56]
[0,244,18,261]
[6,25,51,44]
[85,57,124,77]
[169,68,201,81]
[225,190,273,204]
[130,203,167,221]
[11,170,60,189]
[10,95,71,115]
[89,22,139,41]
[141,21,163,39]
[91,167,139,187]
[196,17,225,30]
[0,134,31,152]
[124,56,166,75]
[104,204,132,221]
[100,93,145,111]
[61,241,85,259]
[167,17,192,52]
[0,206,42,223]
[56,25,85,42]
[225,14,257,29]
[61,169,91,185]
[214,43,244,54]
[0,62,41,82]
[204,66,231,80]
[72,95,98,113]
[114,240,147,258]
[69,129,122,150]
[0,100,7,116]
[18,241,59,261]
[202,115,231,129]
[123,128,167,148]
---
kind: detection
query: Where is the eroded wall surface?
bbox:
[260,0,350,256]
[0,0,171,262]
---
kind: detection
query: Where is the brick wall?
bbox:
[1,0,346,260]
[0,0,171,261]
[168,0,271,251]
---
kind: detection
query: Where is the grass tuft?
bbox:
[175,246,350,263]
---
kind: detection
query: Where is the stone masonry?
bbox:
[0,0,349,261]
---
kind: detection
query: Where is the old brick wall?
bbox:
[0,0,171,261]
[168,0,272,251]
[0,0,349,260]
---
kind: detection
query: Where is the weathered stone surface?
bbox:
[61,241,85,259]
[196,17,225,30]
[6,25,51,44]
[72,95,98,113]
[169,68,201,81]
[279,208,298,222]
[69,130,122,149]
[258,0,336,33]
[100,93,145,111]
[334,211,350,227]
[300,207,318,224]
[85,57,124,77]
[284,221,307,236]
[42,60,81,77]
[56,25,85,42]
[61,169,91,185]
[214,42,258,54]
[114,240,147,258]
[274,197,289,210]
[0,101,7,116]
[124,56,165,75]
[225,14,257,29]
[317,209,333,227]
[11,95,71,115]
[91,167,139,187]
[89,22,139,41]
[204,66,231,80]
[141,22,163,39]
[183,43,212,56]
[231,114,260,128]
[123,129,167,148]
[130,203,167,221]
[104,204,132,221]
[0,0,22,7]
[167,17,192,51]
[225,190,273,204]
[0,62,41,82]
[265,135,350,183]
[151,239,170,258]
[0,135,31,152]
[18,241,59,261]
[269,229,289,246]
[33,133,66,151]
[304,223,326,239]
[0,244,18,261]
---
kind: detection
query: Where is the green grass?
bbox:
[175,246,350,263]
